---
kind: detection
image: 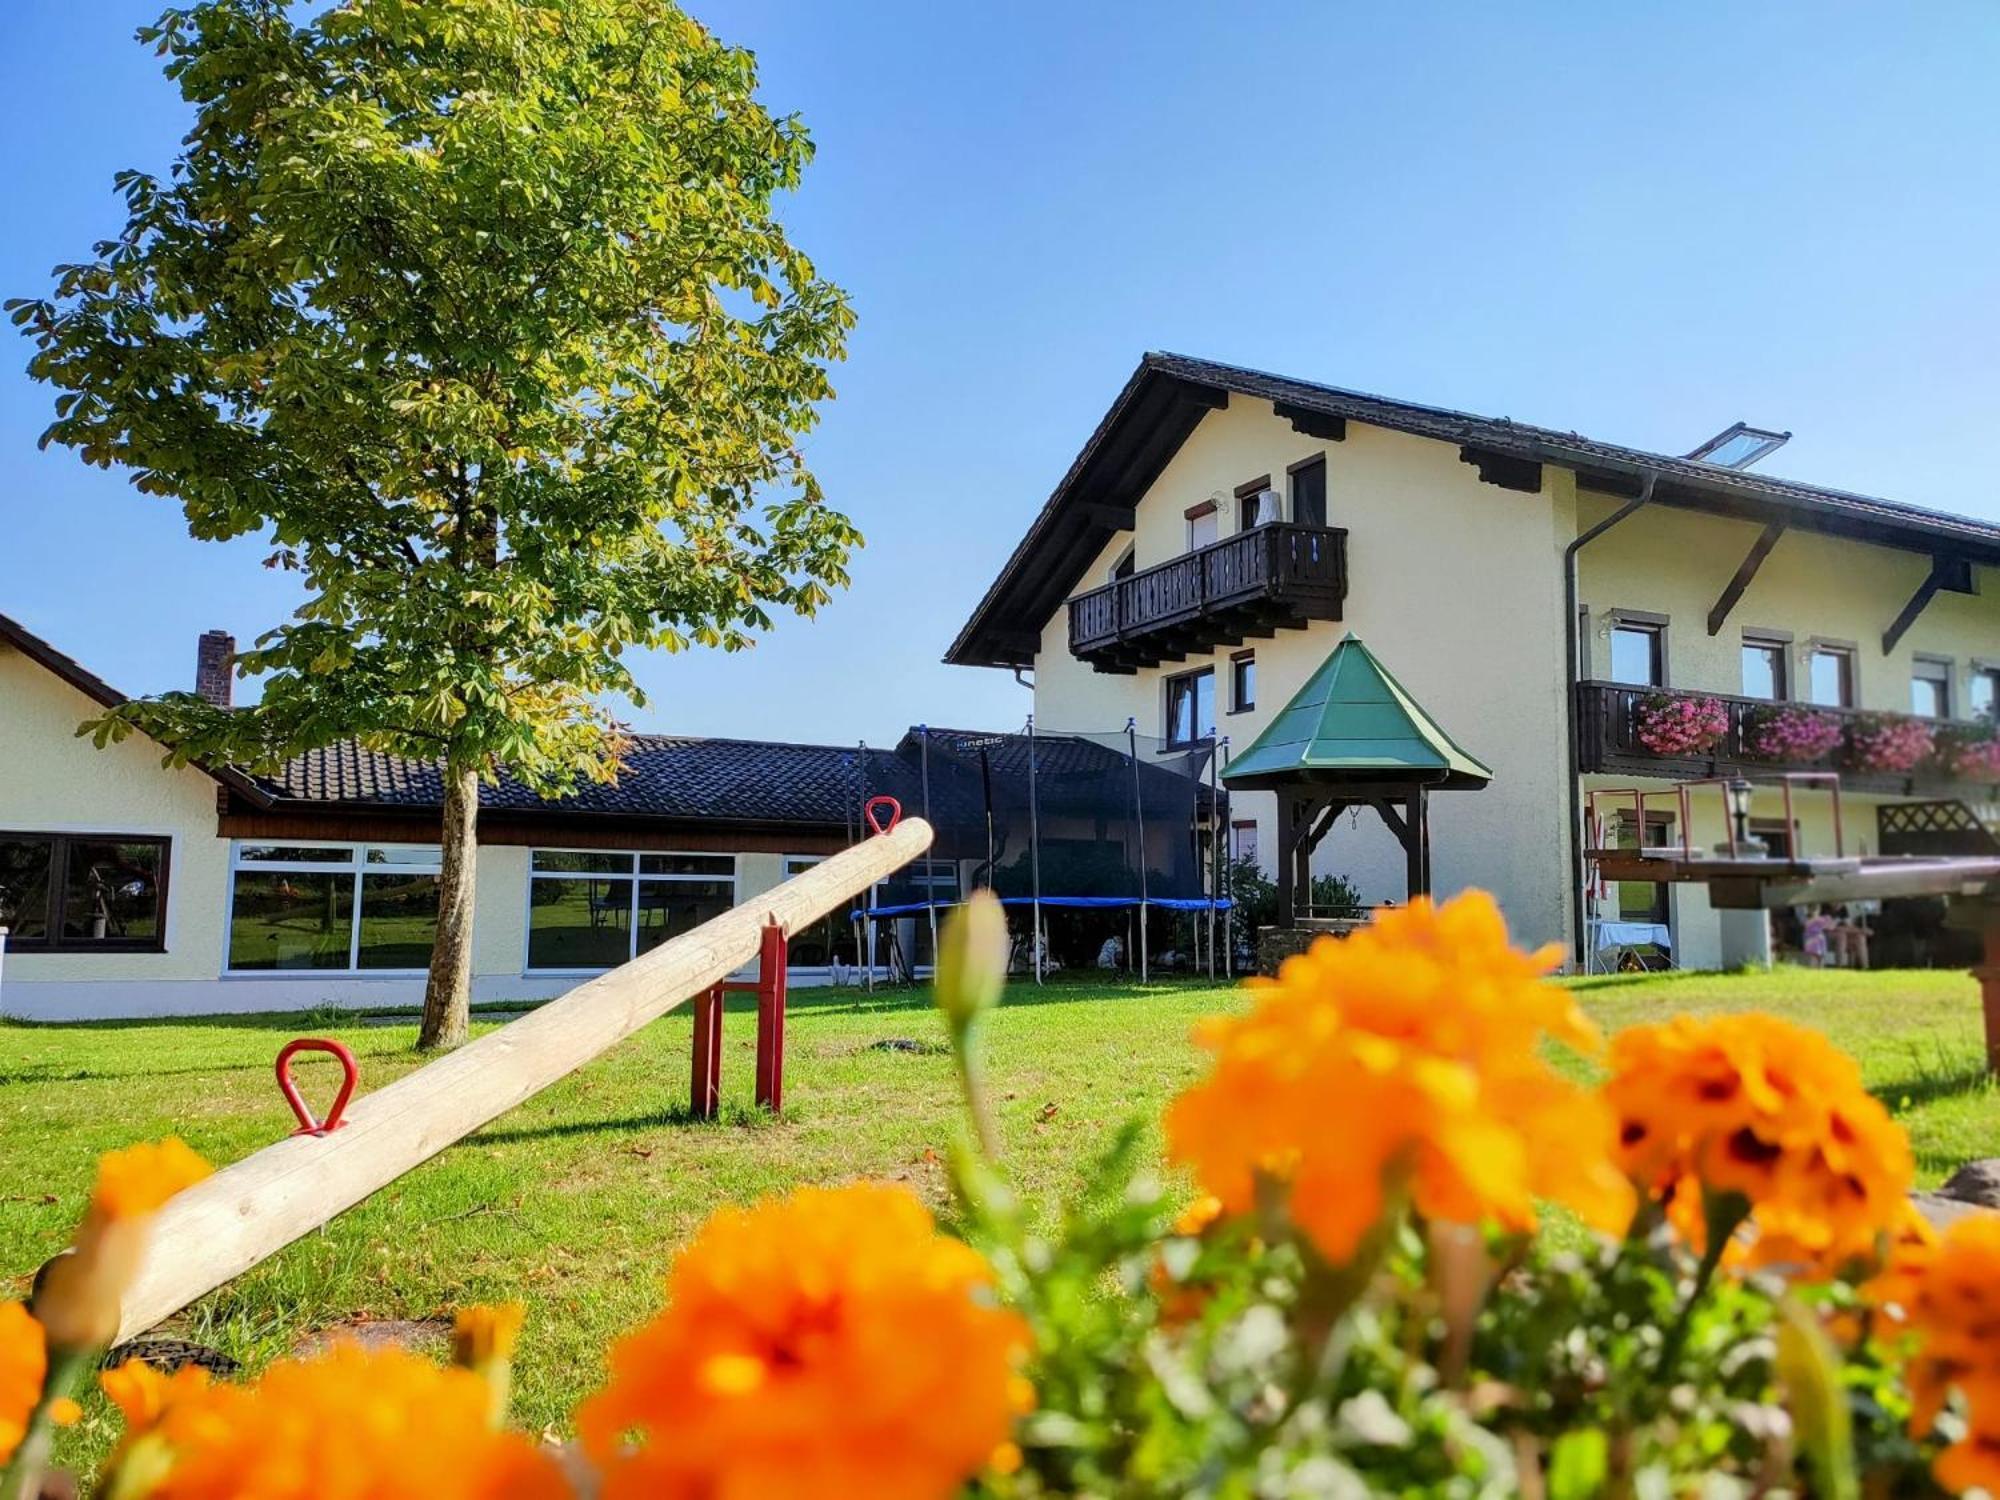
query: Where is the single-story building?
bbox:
[0,611,934,1021]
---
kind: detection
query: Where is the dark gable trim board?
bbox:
[1882,556,1978,656]
[1705,521,1788,636]
[946,352,2000,671]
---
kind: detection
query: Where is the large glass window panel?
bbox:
[356,873,440,969]
[1166,670,1216,744]
[1973,668,2000,721]
[527,877,632,969]
[1186,508,1218,549]
[0,837,53,941]
[365,846,443,868]
[1912,660,1951,719]
[531,850,633,874]
[634,879,735,956]
[228,872,355,970]
[236,845,354,864]
[638,853,735,877]
[1614,816,1670,924]
[60,840,164,946]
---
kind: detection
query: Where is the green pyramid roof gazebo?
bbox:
[1222,634,1490,926]
[1224,633,1491,791]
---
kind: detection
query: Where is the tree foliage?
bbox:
[12,0,859,789]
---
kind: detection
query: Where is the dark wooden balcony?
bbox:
[1067,522,1347,673]
[1576,680,2000,796]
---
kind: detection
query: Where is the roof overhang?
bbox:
[947,353,2000,670]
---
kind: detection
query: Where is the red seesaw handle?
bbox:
[864,795,902,835]
[275,1037,359,1137]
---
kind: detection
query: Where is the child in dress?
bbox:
[1802,907,1835,968]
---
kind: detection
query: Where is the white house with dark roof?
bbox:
[0,610,930,1020]
[949,353,2000,970]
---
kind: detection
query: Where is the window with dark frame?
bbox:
[1110,546,1135,582]
[1608,618,1665,688]
[1289,455,1327,529]
[1972,666,2000,722]
[1185,501,1218,551]
[1229,651,1256,712]
[1809,644,1857,709]
[1230,821,1260,865]
[1235,475,1275,529]
[1741,635,1788,701]
[1911,657,1952,719]
[1164,667,1216,746]
[0,832,168,952]
[1613,813,1672,924]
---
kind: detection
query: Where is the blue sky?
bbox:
[4,2,1999,745]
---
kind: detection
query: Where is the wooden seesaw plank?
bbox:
[113,816,935,1344]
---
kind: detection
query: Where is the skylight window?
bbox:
[1684,422,1790,470]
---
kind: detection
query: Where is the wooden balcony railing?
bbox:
[1576,680,2000,795]
[1067,522,1347,672]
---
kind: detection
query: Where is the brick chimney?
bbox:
[195,630,235,709]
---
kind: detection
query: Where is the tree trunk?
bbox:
[419,761,480,1051]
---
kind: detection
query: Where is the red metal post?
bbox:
[754,920,789,1112]
[691,983,724,1121]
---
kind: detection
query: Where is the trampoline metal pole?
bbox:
[1027,715,1043,985]
[1207,741,1219,981]
[920,726,939,971]
[1128,719,1148,983]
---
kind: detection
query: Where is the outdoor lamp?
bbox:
[1725,778,1754,850]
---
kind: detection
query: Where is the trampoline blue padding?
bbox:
[860,895,1230,919]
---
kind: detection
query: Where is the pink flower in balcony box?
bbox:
[1935,723,2000,782]
[1846,712,1935,774]
[1744,705,1846,764]
[1635,694,1730,757]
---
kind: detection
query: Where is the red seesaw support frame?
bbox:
[690,920,789,1119]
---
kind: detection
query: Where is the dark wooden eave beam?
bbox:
[1073,499,1135,529]
[1459,446,1542,493]
[1705,521,1787,636]
[1882,555,1977,655]
[1273,401,1347,442]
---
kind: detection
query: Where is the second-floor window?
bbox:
[1912,656,1952,719]
[1741,634,1788,700]
[1185,501,1218,551]
[1165,668,1215,746]
[1972,665,2000,721]
[1290,455,1327,528]
[1236,475,1276,528]
[1809,644,1857,708]
[1608,618,1664,687]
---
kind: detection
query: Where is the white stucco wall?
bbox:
[1575,498,2000,714]
[1032,394,1580,953]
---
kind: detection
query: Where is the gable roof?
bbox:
[0,610,271,804]
[1222,634,1491,791]
[946,352,2000,669]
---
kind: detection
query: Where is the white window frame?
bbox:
[224,840,443,976]
[522,848,738,975]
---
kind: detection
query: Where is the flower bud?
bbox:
[934,890,1009,1035]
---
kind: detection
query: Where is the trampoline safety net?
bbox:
[846,723,1231,982]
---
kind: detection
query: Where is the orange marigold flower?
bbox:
[1165,891,1633,1265]
[92,1139,213,1220]
[0,1302,47,1466]
[1901,1215,2000,1493]
[113,1342,564,1500]
[37,1139,214,1350]
[1603,1013,1911,1271]
[577,1182,1028,1500]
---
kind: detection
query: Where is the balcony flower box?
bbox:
[1742,704,1845,765]
[1634,693,1729,756]
[1845,712,1935,775]
[1935,722,2000,782]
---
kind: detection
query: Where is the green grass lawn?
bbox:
[2,964,1995,1471]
